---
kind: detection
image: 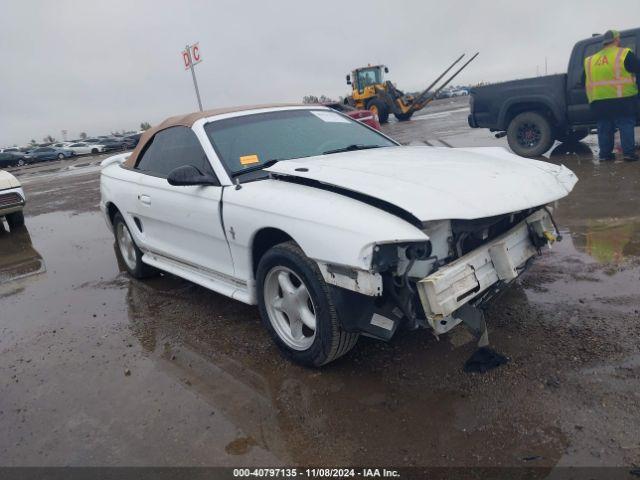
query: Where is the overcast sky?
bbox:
[1,0,639,146]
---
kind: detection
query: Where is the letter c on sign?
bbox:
[192,45,200,62]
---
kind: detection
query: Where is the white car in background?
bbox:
[2,147,23,154]
[100,104,577,366]
[0,169,26,228]
[66,142,106,155]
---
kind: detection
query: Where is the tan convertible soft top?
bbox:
[123,103,304,168]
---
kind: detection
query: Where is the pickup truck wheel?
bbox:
[257,241,359,367]
[6,211,24,229]
[112,212,157,279]
[507,111,554,157]
[366,99,389,124]
[395,112,413,121]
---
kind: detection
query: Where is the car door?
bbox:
[131,126,235,278]
[33,148,48,160]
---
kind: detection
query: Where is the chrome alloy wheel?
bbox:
[264,266,317,350]
[116,221,137,271]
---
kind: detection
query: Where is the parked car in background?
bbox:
[100,138,127,151]
[122,134,141,149]
[2,147,22,154]
[0,169,26,228]
[52,142,73,149]
[100,104,577,366]
[66,142,106,155]
[451,89,469,97]
[85,138,104,144]
[0,152,29,168]
[26,147,74,161]
[322,102,381,130]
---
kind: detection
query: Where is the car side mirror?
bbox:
[167,165,219,186]
[346,74,351,85]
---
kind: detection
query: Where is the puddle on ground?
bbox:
[0,210,568,468]
[2,133,640,468]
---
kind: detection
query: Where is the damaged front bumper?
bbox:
[416,209,555,335]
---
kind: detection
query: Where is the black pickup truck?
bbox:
[468,28,640,157]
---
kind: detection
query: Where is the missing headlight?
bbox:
[371,241,432,273]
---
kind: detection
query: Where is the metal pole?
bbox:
[186,44,203,112]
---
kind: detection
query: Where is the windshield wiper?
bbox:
[232,159,281,177]
[322,144,384,155]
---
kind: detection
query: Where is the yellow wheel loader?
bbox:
[345,53,478,123]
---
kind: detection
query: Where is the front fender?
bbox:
[223,179,428,284]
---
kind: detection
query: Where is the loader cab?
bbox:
[347,65,388,95]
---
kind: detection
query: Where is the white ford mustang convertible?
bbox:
[100,104,577,366]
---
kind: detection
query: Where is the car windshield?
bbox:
[204,109,395,175]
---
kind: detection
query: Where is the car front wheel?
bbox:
[256,241,359,367]
[112,212,157,279]
[57,153,65,160]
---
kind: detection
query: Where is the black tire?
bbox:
[57,153,65,160]
[112,212,157,279]
[395,112,413,121]
[16,159,25,167]
[556,128,589,144]
[507,111,554,157]
[91,148,98,154]
[256,241,359,367]
[366,98,389,124]
[6,211,24,229]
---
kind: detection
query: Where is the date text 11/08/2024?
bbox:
[232,468,401,478]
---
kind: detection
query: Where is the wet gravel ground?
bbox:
[1,98,640,473]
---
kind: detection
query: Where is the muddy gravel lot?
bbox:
[1,98,639,475]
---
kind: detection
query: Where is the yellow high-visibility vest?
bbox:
[584,46,638,103]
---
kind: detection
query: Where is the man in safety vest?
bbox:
[584,30,640,161]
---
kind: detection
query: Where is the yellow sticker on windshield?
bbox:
[240,154,259,165]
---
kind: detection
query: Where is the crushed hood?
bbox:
[265,146,577,222]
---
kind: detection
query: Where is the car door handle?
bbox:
[138,194,151,205]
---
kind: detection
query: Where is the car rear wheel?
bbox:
[112,212,157,279]
[507,111,554,157]
[257,241,359,367]
[57,153,65,160]
[16,159,25,167]
[91,148,98,154]
[366,99,389,124]
[6,211,24,229]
